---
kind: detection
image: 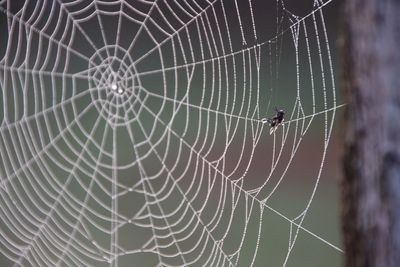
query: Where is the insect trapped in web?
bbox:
[262,107,285,135]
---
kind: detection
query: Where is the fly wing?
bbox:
[261,118,273,125]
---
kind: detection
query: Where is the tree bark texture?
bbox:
[342,0,400,267]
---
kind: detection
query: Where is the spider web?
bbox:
[0,0,343,266]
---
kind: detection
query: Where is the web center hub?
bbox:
[87,46,143,127]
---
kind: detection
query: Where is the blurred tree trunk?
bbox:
[341,0,400,267]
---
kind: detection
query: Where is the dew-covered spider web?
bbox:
[0,0,344,266]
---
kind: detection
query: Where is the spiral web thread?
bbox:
[0,0,343,266]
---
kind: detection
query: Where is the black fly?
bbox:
[262,107,285,135]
